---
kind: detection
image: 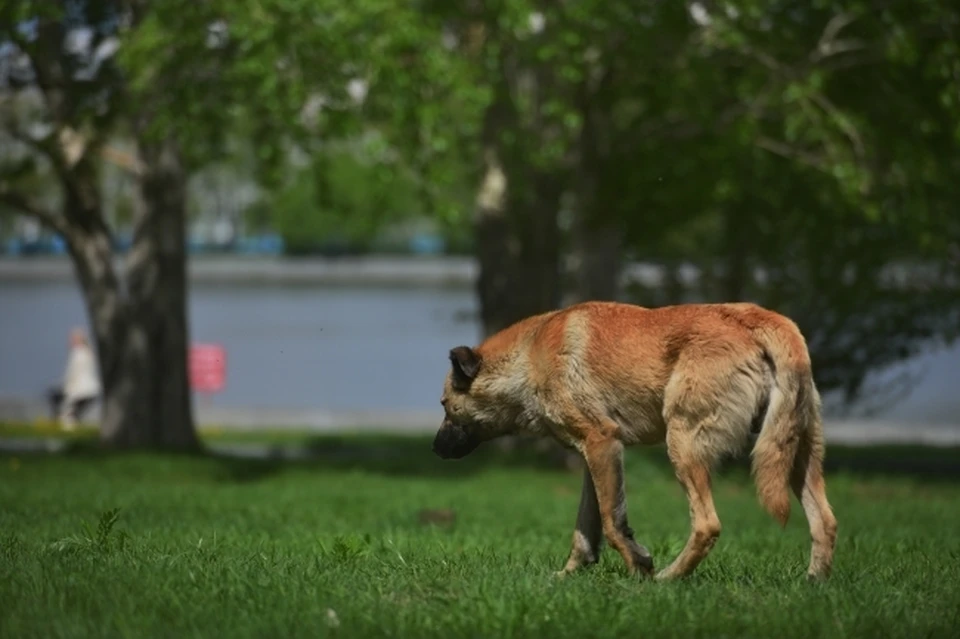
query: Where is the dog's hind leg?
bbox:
[790,417,837,580]
[655,352,763,581]
[556,467,604,577]
[655,424,723,582]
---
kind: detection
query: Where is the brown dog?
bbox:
[433,300,837,581]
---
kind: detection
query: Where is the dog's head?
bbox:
[433,345,502,460]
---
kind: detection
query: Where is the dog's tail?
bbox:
[749,314,821,528]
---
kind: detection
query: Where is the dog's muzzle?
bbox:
[432,420,481,459]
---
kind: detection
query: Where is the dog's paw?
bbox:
[654,567,685,582]
[631,548,656,578]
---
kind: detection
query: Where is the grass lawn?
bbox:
[1,430,959,639]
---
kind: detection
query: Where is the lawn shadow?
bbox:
[206,434,602,484]
[4,429,960,486]
[0,431,608,484]
[709,441,960,485]
[207,435,960,486]
[819,444,960,480]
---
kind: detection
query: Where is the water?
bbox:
[0,281,479,413]
[1,280,958,424]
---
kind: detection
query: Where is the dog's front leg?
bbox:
[581,436,655,578]
[556,467,604,577]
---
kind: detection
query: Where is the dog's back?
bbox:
[516,301,795,427]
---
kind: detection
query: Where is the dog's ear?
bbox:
[449,345,481,388]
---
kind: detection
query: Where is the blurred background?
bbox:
[1,0,958,449]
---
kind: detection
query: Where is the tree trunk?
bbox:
[513,171,564,318]
[720,204,750,303]
[570,182,625,303]
[473,153,564,338]
[571,215,624,303]
[474,146,517,338]
[570,71,624,305]
[67,139,198,451]
[465,14,570,339]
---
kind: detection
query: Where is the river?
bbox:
[1,276,958,429]
[0,279,478,414]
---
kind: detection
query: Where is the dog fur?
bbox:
[433,300,837,581]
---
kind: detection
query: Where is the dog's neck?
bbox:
[475,350,551,437]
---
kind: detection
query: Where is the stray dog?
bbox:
[433,301,837,581]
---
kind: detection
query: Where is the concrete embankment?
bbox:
[0,255,683,288]
[0,255,479,288]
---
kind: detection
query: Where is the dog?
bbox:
[433,300,837,581]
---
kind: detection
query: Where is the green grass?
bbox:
[2,434,960,639]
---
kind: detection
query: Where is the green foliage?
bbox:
[110,0,484,232]
[115,0,368,162]
[584,0,960,404]
[254,145,421,254]
[2,444,960,637]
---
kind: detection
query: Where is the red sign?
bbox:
[189,343,227,393]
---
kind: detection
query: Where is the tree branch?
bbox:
[0,188,70,237]
[811,12,865,63]
[5,20,113,177]
[3,117,104,215]
[754,136,830,172]
[7,23,67,123]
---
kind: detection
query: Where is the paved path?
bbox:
[2,397,958,447]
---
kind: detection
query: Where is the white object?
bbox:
[59,334,101,428]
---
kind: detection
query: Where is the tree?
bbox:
[366,0,959,412]
[0,0,200,449]
[613,0,960,411]
[0,0,379,447]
